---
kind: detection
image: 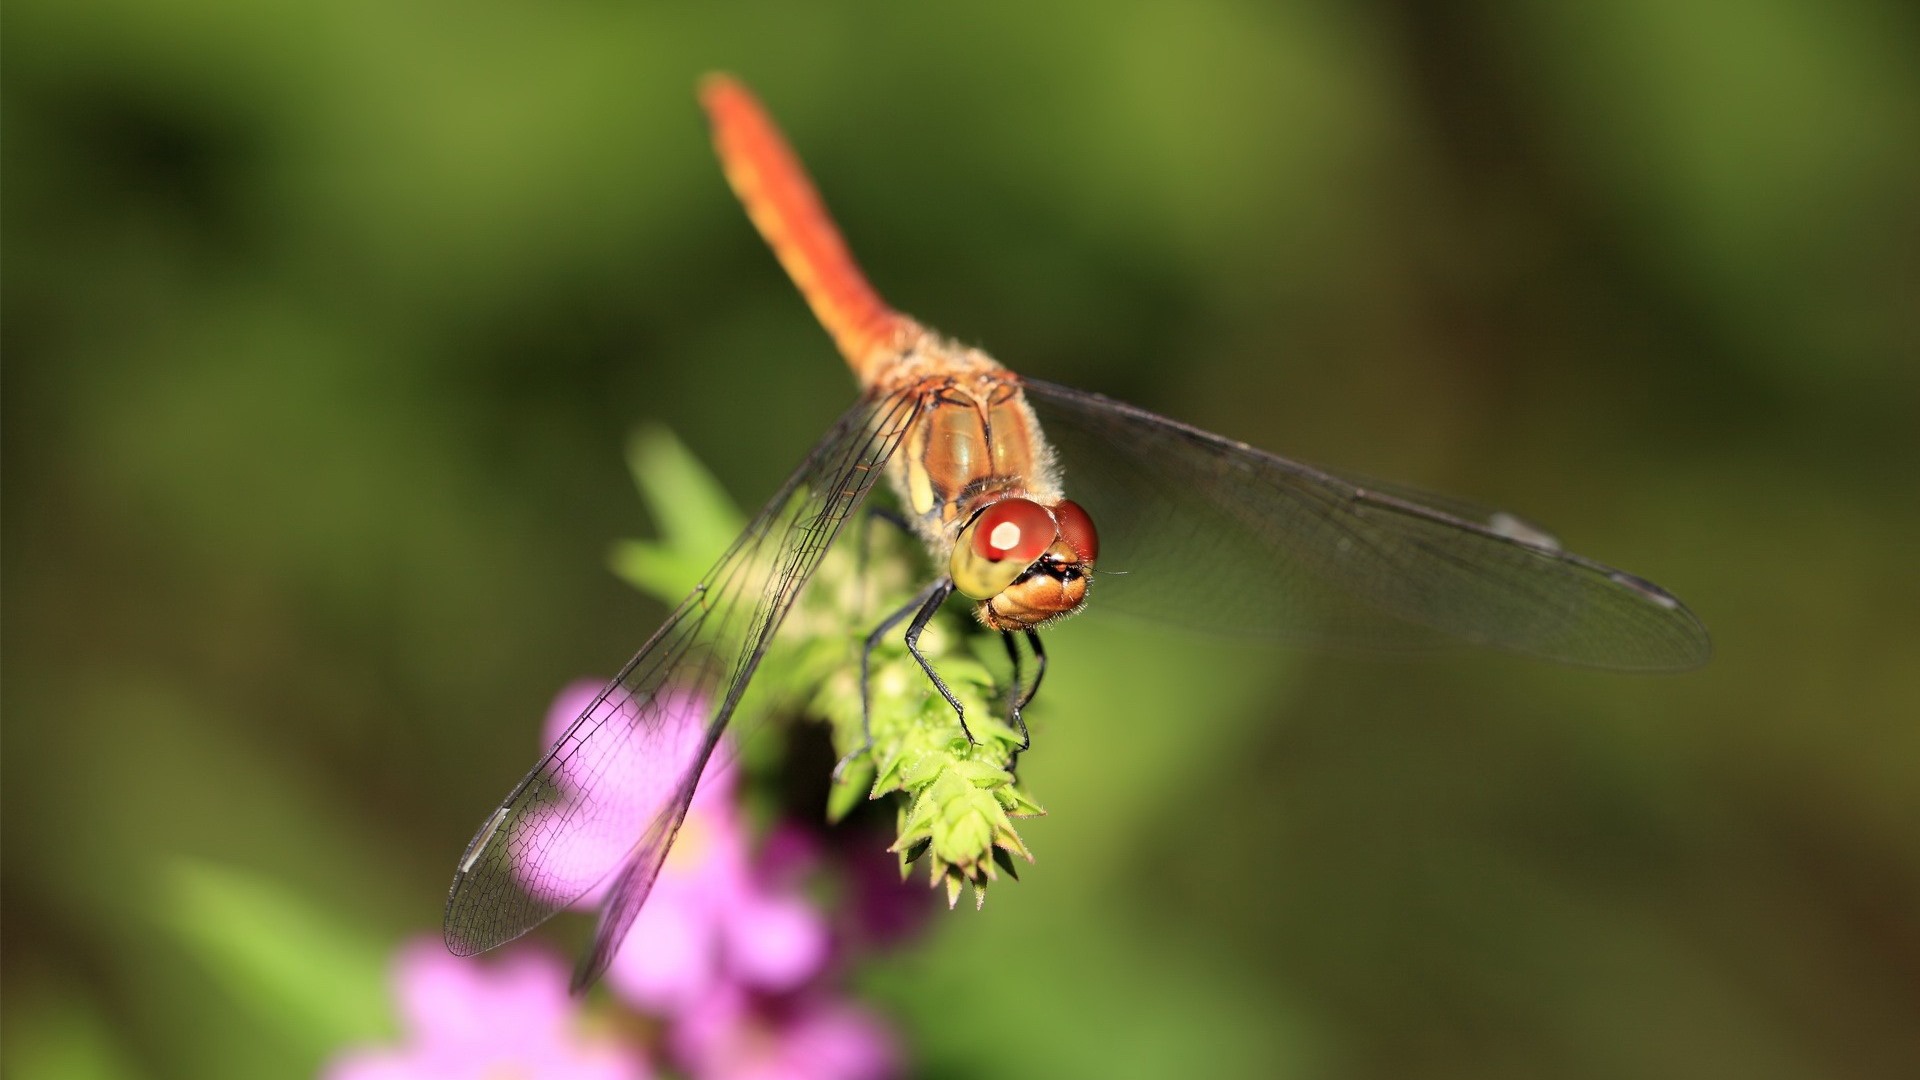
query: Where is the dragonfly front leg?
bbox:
[836,576,950,782]
[902,578,971,742]
[1000,629,1043,753]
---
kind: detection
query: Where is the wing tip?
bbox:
[1604,569,1714,672]
[568,944,614,997]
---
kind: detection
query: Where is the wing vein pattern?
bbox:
[443,389,921,988]
[1021,378,1708,670]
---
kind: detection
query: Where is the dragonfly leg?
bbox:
[1023,630,1047,707]
[902,578,970,741]
[1018,629,1044,750]
[834,576,949,782]
[1000,631,1038,753]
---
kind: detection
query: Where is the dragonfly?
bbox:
[444,74,1711,991]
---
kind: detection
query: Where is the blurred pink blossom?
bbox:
[528,681,831,1012]
[671,983,898,1080]
[324,940,648,1080]
[834,829,935,949]
[513,682,712,906]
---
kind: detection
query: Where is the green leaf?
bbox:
[611,426,745,603]
[608,538,701,604]
[992,846,1022,882]
[1,989,144,1080]
[162,860,394,1050]
[825,757,875,823]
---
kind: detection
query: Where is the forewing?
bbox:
[1022,378,1709,671]
[443,389,921,987]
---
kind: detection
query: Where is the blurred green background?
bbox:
[6,1,1918,1077]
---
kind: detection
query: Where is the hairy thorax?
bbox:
[866,323,1064,560]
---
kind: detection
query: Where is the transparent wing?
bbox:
[1022,378,1709,671]
[444,388,921,989]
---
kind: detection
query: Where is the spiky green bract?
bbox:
[811,613,1043,909]
[614,426,1043,909]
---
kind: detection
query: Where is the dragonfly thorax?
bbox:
[880,333,1065,551]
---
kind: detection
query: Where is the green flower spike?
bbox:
[615,427,1043,910]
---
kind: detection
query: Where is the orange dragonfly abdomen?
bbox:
[702,75,1064,558]
[700,74,906,383]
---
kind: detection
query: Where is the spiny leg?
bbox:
[862,577,948,746]
[903,579,970,741]
[999,632,1032,752]
[1023,630,1047,706]
[1006,622,1052,749]
[835,575,948,781]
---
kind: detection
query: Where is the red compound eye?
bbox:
[970,498,1057,565]
[1053,498,1099,562]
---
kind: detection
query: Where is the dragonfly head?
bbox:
[951,496,1099,630]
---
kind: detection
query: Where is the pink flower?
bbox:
[671,984,898,1080]
[513,683,713,907]
[527,682,831,1012]
[324,940,648,1080]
